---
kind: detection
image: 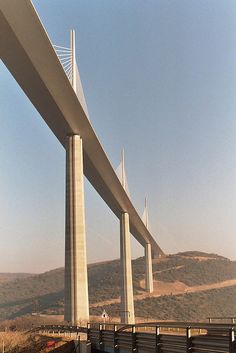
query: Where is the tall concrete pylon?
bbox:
[145,243,153,293]
[65,135,89,324]
[143,198,154,293]
[119,150,135,323]
[64,30,89,324]
[120,212,135,324]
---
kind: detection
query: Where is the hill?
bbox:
[92,286,236,321]
[0,251,236,321]
[0,273,32,284]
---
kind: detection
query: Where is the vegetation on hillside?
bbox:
[91,285,236,322]
[0,269,64,320]
[176,251,226,259]
[154,259,236,286]
[0,273,32,284]
[0,251,235,321]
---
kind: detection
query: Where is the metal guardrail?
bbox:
[208,317,236,324]
[38,322,236,353]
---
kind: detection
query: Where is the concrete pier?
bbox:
[120,212,135,324]
[65,135,89,324]
[145,243,153,293]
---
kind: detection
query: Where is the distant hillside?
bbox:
[176,251,227,259]
[0,273,32,284]
[0,268,64,320]
[0,251,236,321]
[91,286,236,321]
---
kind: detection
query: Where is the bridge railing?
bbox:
[38,322,236,353]
[207,317,236,324]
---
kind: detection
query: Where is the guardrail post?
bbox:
[156,326,161,353]
[99,324,103,350]
[229,328,235,353]
[114,325,118,353]
[87,323,91,342]
[186,327,192,353]
[132,325,136,352]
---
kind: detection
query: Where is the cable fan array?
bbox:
[141,198,149,229]
[53,42,89,118]
[115,160,131,199]
[53,44,72,82]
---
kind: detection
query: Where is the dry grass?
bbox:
[0,331,30,352]
[0,332,66,353]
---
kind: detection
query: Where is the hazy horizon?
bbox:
[1,0,236,272]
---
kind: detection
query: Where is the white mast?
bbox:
[144,197,149,230]
[121,149,126,191]
[70,29,76,92]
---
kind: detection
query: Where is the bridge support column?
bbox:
[145,243,153,293]
[120,212,135,324]
[65,135,89,325]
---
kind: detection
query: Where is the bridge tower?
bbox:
[120,150,135,324]
[143,198,154,293]
[64,30,89,325]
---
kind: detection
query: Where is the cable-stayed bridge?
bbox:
[0,1,164,325]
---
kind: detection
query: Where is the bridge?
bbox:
[0,1,163,325]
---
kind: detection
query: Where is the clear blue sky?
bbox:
[0,0,236,273]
